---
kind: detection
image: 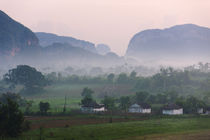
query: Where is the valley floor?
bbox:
[8,116,210,140]
[120,130,210,140]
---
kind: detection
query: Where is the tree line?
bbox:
[1,65,210,97]
[80,87,207,114]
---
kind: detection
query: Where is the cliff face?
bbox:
[126,24,210,63]
[0,10,39,56]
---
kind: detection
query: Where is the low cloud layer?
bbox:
[0,0,210,55]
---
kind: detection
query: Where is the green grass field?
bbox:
[23,83,134,113]
[120,130,210,140]
[11,83,210,140]
[23,84,104,112]
[7,116,210,140]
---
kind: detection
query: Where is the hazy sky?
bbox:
[1,0,210,55]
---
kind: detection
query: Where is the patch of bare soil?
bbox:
[25,116,146,129]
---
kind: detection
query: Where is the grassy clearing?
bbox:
[22,83,134,113]
[23,84,104,112]
[26,84,104,98]
[8,117,210,140]
[29,98,81,112]
[119,130,210,140]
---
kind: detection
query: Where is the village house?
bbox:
[162,103,183,115]
[197,108,204,114]
[81,102,105,113]
[128,103,151,113]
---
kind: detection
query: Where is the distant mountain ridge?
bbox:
[35,33,123,66]
[36,32,97,53]
[126,24,210,64]
[0,10,124,67]
[40,42,122,66]
[1,9,210,67]
[0,10,39,56]
[96,44,111,55]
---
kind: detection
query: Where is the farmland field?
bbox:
[120,130,210,140]
[7,116,210,140]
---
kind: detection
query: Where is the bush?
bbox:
[22,120,31,132]
[39,101,50,115]
[0,99,24,137]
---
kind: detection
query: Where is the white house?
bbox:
[81,102,105,113]
[162,103,183,115]
[197,108,204,114]
[128,103,151,113]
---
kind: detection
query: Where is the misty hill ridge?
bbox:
[96,44,111,55]
[29,42,123,67]
[0,10,123,67]
[36,32,97,53]
[126,24,210,62]
[0,10,39,56]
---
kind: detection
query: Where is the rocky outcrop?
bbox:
[126,24,210,63]
[0,10,39,56]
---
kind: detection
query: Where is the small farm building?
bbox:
[81,103,105,113]
[162,103,183,115]
[128,103,151,113]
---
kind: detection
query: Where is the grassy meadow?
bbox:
[4,116,210,140]
[2,66,210,139]
[23,83,134,113]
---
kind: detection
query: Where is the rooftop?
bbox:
[82,102,104,109]
[130,103,151,109]
[163,103,182,110]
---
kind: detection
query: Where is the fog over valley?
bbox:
[1,1,210,139]
[0,10,210,78]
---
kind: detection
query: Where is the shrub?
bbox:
[0,99,24,137]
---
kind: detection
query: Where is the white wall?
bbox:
[93,107,105,112]
[129,107,151,113]
[163,108,183,115]
[81,107,105,113]
[142,109,151,113]
[197,108,203,114]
